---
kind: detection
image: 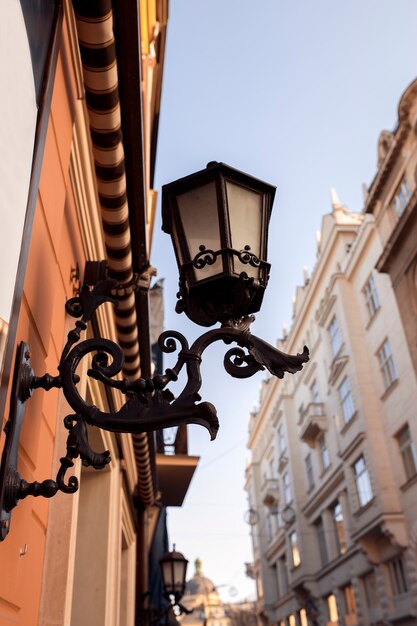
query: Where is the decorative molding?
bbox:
[365,124,410,214]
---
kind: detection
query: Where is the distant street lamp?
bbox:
[139,547,191,626]
[0,162,309,540]
[160,546,189,604]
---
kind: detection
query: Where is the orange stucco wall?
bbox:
[0,18,85,626]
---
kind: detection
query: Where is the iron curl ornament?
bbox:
[0,269,308,539]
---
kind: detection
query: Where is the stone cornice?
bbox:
[365,123,410,214]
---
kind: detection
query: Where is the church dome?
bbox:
[184,559,218,597]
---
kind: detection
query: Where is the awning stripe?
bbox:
[73,0,155,505]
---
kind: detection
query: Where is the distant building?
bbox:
[180,560,259,626]
[246,78,417,626]
[180,559,232,626]
[366,79,417,380]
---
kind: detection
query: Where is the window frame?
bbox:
[387,555,408,596]
[305,453,315,491]
[396,424,417,482]
[353,455,373,508]
[278,423,287,456]
[310,379,320,403]
[338,376,355,425]
[377,338,398,391]
[318,433,330,472]
[391,177,412,217]
[328,316,342,357]
[315,517,328,566]
[363,273,380,321]
[289,531,301,568]
[332,501,347,555]
[282,471,292,505]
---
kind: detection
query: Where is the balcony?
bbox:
[261,478,280,512]
[245,562,256,579]
[155,425,199,506]
[299,402,327,447]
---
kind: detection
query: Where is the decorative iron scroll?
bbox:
[0,272,309,538]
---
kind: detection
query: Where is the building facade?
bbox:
[0,2,197,625]
[246,79,417,626]
[180,560,258,626]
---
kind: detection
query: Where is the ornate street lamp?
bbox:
[160,546,189,604]
[0,163,309,540]
[162,162,274,327]
[140,547,191,625]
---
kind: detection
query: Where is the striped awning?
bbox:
[72,0,154,505]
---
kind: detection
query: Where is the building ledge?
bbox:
[380,378,399,402]
[400,471,417,492]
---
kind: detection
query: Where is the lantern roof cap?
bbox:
[161,161,276,235]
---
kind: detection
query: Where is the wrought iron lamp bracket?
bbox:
[0,264,308,540]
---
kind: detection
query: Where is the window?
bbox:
[278,556,289,595]
[289,615,296,626]
[362,570,378,610]
[392,178,411,217]
[363,274,380,320]
[397,424,417,481]
[283,472,292,505]
[342,584,356,616]
[332,501,347,555]
[388,556,408,595]
[318,433,330,471]
[290,532,301,567]
[278,423,286,455]
[338,377,355,425]
[327,594,339,624]
[299,609,308,626]
[266,513,273,542]
[315,517,328,565]
[310,379,320,403]
[256,573,264,599]
[305,454,315,491]
[353,456,373,507]
[328,316,342,357]
[377,338,398,391]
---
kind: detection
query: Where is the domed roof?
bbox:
[184,559,218,597]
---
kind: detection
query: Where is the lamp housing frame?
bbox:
[162,162,276,327]
[160,547,189,603]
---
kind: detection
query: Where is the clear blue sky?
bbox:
[151,1,417,602]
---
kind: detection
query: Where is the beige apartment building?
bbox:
[246,78,417,626]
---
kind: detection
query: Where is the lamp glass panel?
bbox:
[161,560,174,591]
[176,182,222,281]
[173,559,186,590]
[226,181,263,278]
